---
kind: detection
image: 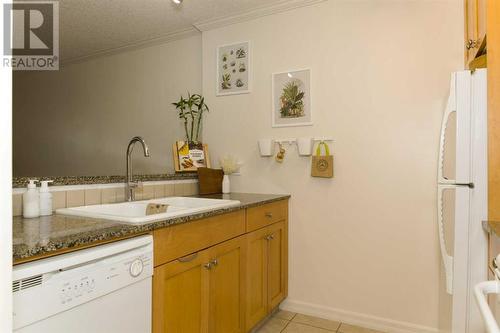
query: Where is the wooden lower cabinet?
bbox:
[153,236,246,333]
[208,237,246,333]
[246,221,288,331]
[152,199,289,333]
[246,227,269,331]
[267,221,288,310]
[153,248,211,333]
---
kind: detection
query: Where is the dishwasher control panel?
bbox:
[13,236,153,331]
[57,253,151,305]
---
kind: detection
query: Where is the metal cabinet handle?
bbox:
[269,234,275,240]
[178,253,198,263]
[264,234,275,241]
[210,259,218,267]
[265,212,273,218]
[204,263,212,270]
[466,39,478,50]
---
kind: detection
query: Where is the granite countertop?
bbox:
[13,193,290,264]
[13,173,197,188]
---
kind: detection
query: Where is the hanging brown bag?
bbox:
[311,142,334,178]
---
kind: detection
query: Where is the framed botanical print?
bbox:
[272,68,312,127]
[217,41,251,96]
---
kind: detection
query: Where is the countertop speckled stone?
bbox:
[13,193,290,264]
[12,173,197,188]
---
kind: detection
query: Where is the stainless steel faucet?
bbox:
[126,136,150,201]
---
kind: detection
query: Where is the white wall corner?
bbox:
[192,0,328,32]
[280,299,439,333]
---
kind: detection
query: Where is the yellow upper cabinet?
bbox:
[465,0,487,66]
[488,0,500,220]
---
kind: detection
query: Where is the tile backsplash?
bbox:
[12,180,199,217]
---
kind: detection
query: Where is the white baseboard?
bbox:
[280,299,439,333]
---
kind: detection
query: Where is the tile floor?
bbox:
[256,311,385,333]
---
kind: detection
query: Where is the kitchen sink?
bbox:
[56,197,241,224]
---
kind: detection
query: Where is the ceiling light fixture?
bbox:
[172,0,183,4]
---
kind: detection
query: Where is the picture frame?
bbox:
[216,41,251,96]
[272,68,312,128]
[172,141,211,173]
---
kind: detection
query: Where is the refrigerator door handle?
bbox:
[438,184,454,294]
[438,73,457,185]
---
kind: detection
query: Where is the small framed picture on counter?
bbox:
[172,141,211,172]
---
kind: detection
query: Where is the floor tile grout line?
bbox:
[270,312,384,333]
[291,321,340,332]
[280,318,292,332]
[291,320,340,332]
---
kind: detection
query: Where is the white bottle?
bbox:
[39,180,54,216]
[23,179,40,218]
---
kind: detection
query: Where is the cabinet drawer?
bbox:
[154,210,246,266]
[246,200,288,232]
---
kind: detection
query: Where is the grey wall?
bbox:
[13,34,202,177]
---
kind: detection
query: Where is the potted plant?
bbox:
[172,93,210,171]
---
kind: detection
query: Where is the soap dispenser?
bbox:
[39,180,54,216]
[23,179,40,218]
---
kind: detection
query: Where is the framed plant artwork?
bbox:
[272,68,312,127]
[217,41,250,96]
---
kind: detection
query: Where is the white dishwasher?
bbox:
[13,235,153,333]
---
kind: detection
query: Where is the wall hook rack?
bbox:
[312,137,335,142]
[258,137,335,157]
[275,138,297,145]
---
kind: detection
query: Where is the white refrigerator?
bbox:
[438,69,488,333]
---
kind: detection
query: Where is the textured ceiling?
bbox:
[56,0,300,62]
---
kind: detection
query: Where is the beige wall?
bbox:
[13,34,202,177]
[202,0,463,331]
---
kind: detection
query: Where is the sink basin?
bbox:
[56,197,241,224]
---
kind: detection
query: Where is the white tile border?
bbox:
[12,179,198,194]
[281,299,438,333]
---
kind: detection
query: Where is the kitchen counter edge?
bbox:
[13,193,290,264]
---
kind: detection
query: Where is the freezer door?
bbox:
[438,71,472,184]
[438,185,470,333]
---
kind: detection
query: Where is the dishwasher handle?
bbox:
[475,281,500,333]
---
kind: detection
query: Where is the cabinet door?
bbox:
[153,249,211,333]
[465,0,487,64]
[267,221,288,310]
[477,0,486,43]
[208,236,246,333]
[245,227,269,331]
[465,0,478,63]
